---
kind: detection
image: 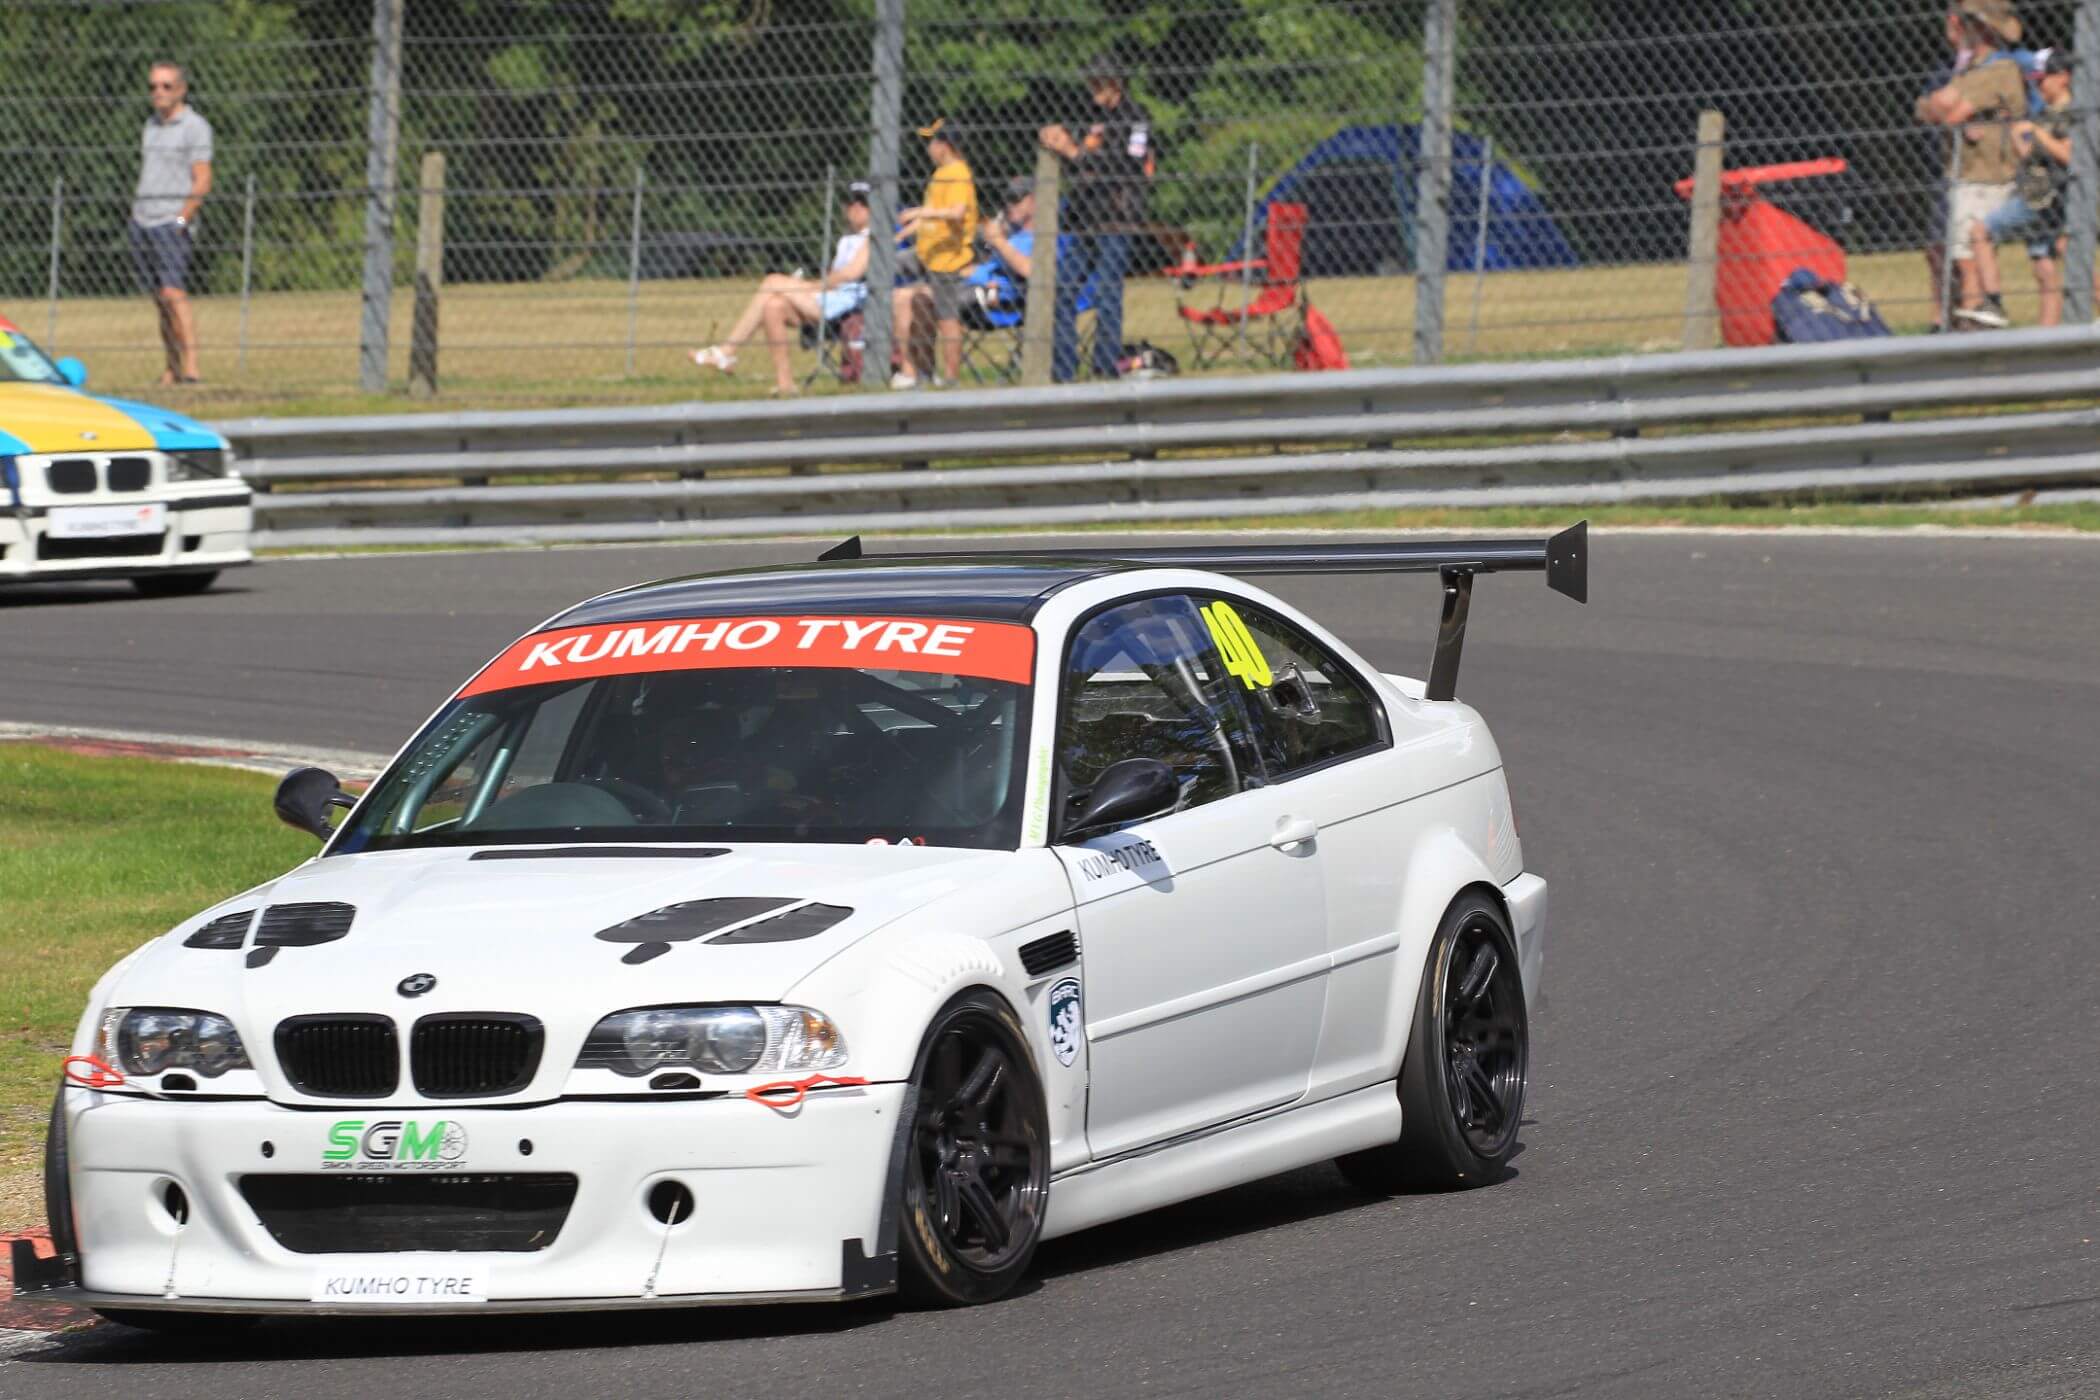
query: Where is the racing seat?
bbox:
[1174,202,1309,371]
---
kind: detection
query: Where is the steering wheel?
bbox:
[584,776,674,824]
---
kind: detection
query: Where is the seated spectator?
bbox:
[691,181,872,395]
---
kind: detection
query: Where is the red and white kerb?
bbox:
[457,614,1035,696]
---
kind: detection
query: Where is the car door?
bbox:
[1194,592,1404,1099]
[1051,594,1328,1159]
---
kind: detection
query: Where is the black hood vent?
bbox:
[1019,931,1079,978]
[184,909,254,949]
[709,903,853,944]
[256,902,357,947]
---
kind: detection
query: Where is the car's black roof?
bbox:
[549,556,1130,630]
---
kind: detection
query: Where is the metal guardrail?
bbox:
[224,326,2100,547]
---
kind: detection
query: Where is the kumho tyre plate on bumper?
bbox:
[19,527,1583,1321]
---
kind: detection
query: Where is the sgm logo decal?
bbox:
[1048,978,1083,1067]
[1075,837,1164,882]
[323,1119,467,1171]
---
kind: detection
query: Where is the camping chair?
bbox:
[799,306,865,387]
[1174,202,1308,370]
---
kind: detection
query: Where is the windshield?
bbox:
[0,327,65,385]
[332,614,1035,853]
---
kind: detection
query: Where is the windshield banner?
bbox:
[459,614,1035,695]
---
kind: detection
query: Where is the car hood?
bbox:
[0,383,166,453]
[114,842,1037,1025]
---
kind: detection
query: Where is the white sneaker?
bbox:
[889,370,919,390]
[690,345,736,374]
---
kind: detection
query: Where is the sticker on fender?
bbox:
[459,614,1035,695]
[311,1260,488,1304]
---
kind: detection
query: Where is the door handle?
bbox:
[1270,814,1319,852]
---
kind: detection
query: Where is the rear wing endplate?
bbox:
[817,520,1586,703]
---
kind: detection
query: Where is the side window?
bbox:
[1195,596,1387,776]
[1057,596,1263,826]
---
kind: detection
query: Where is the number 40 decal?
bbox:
[1200,601,1272,690]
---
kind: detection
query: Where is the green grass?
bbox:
[0,746,311,1225]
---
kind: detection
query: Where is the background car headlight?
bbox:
[165,448,229,481]
[95,1007,250,1078]
[577,1005,847,1077]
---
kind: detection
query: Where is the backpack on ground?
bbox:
[1771,268,1891,344]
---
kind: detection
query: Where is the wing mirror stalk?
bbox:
[274,766,355,840]
[1060,758,1179,841]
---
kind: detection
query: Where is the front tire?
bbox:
[1338,892,1529,1192]
[44,1089,77,1260]
[895,990,1050,1306]
[131,571,218,598]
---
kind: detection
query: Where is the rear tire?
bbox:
[1337,892,1529,1193]
[131,571,218,598]
[895,990,1050,1306]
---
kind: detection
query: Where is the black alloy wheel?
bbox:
[1337,892,1529,1192]
[896,991,1049,1305]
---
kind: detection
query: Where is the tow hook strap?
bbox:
[745,1074,870,1110]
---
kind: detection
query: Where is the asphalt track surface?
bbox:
[3,532,2098,1398]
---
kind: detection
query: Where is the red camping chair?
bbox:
[1174,202,1308,370]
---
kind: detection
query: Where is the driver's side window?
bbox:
[1056,596,1263,827]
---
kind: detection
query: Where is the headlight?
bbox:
[95,1006,251,1078]
[577,1005,847,1077]
[165,448,229,481]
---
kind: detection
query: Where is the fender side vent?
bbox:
[184,909,254,949]
[1019,931,1079,978]
[256,901,357,947]
[709,903,853,944]
[595,897,797,945]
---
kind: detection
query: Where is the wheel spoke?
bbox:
[1453,940,1499,1011]
[1457,1057,1502,1130]
[956,1047,1008,1110]
[933,1163,961,1232]
[956,1165,1011,1250]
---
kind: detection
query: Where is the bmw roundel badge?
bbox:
[397,972,437,998]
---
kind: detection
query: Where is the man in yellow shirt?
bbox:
[892,119,977,388]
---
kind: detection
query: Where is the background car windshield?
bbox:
[332,665,1030,852]
[0,328,65,384]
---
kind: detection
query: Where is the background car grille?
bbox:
[37,534,165,561]
[275,1014,399,1098]
[239,1174,577,1253]
[105,458,151,492]
[46,459,95,493]
[411,1014,544,1098]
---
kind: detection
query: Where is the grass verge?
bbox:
[0,745,311,1232]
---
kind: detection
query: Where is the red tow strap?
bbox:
[744,1074,868,1110]
[61,1055,126,1089]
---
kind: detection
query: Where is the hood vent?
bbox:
[184,909,254,949]
[1020,931,1079,978]
[256,901,357,947]
[708,903,853,945]
[471,846,729,862]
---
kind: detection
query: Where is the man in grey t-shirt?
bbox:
[130,60,214,383]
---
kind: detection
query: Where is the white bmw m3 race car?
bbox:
[18,527,1585,1326]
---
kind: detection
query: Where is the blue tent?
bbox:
[1231,124,1578,276]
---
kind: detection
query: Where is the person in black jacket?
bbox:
[1038,55,1155,381]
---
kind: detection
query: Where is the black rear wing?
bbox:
[818,521,1586,703]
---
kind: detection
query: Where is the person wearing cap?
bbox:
[1994,49,2090,324]
[690,181,874,395]
[980,176,1042,294]
[890,119,978,389]
[1917,2,2029,328]
[1039,55,1155,381]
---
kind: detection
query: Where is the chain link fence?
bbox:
[1,0,2094,412]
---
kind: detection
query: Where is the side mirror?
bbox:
[274,766,355,841]
[54,357,87,388]
[1062,758,1178,840]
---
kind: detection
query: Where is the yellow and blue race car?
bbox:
[0,317,250,595]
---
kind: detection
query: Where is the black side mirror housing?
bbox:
[1062,757,1178,840]
[275,766,355,841]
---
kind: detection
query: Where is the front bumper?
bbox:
[0,495,253,582]
[19,1084,905,1314]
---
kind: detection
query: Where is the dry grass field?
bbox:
[12,245,2023,419]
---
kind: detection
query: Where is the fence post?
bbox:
[1236,142,1259,361]
[238,173,256,373]
[410,151,445,398]
[1019,147,1062,386]
[45,177,62,349]
[813,163,837,379]
[1682,109,1725,350]
[623,166,644,377]
[1940,135,1963,333]
[358,0,406,394]
[1467,135,1493,355]
[2066,0,2100,323]
[862,0,905,386]
[1412,0,1456,364]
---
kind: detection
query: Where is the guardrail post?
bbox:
[44,177,62,349]
[1682,109,1725,351]
[862,0,905,386]
[1019,148,1062,386]
[2067,0,2100,323]
[1412,0,1456,364]
[359,0,406,394]
[239,173,256,373]
[410,151,445,398]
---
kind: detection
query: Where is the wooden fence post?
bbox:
[409,150,445,398]
[1682,109,1725,351]
[1020,147,1062,387]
